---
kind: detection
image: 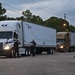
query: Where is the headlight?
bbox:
[60,45,64,48]
[4,46,10,50]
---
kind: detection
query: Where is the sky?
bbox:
[0,0,75,26]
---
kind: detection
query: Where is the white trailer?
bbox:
[0,20,56,57]
[70,32,75,46]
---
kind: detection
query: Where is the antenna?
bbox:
[64,13,66,20]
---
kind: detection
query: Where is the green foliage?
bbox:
[22,10,43,25]
[0,16,6,21]
[7,17,16,20]
[0,3,6,16]
[68,25,75,32]
[0,3,75,32]
[44,17,69,32]
[31,15,43,25]
[16,16,24,21]
[0,3,7,21]
[22,10,32,22]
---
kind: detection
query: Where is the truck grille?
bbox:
[0,43,3,49]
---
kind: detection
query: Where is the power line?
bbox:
[1,0,75,24]
[1,2,21,15]
[2,2,21,11]
[19,0,65,16]
[19,0,50,15]
[20,0,75,22]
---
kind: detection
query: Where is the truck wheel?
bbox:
[9,50,14,58]
[47,48,54,54]
[50,49,53,54]
[69,48,74,52]
[36,48,42,54]
[38,50,42,54]
[6,50,14,58]
[36,50,42,54]
[52,49,55,54]
[47,48,50,54]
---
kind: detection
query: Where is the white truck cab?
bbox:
[0,20,23,57]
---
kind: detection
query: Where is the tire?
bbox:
[8,50,14,58]
[47,48,50,54]
[36,50,42,54]
[47,48,54,54]
[50,49,53,54]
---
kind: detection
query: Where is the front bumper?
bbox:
[56,45,65,52]
[0,49,12,56]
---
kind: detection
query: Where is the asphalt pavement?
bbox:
[0,52,75,75]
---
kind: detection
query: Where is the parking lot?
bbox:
[0,52,75,75]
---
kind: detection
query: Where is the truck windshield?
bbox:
[0,31,13,39]
[57,39,65,43]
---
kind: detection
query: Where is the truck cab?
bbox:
[56,32,70,52]
[0,21,22,57]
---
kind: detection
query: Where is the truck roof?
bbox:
[0,20,21,32]
[56,32,69,39]
[57,32,68,34]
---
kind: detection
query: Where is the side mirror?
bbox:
[14,32,18,39]
[7,38,9,41]
[16,34,18,39]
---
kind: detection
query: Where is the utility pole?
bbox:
[64,13,66,20]
[63,13,67,31]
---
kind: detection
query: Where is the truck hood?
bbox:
[0,38,14,43]
[0,39,7,43]
[0,38,14,49]
[57,42,64,46]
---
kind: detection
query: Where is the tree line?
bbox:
[0,3,75,32]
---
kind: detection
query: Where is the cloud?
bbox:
[1,0,75,26]
[18,0,67,19]
[5,10,22,18]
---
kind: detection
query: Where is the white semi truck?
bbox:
[0,20,56,57]
[56,32,75,52]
